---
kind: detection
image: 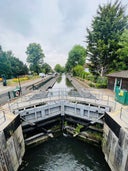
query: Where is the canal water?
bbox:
[20,136,110,171]
[19,75,110,171]
[52,74,73,90]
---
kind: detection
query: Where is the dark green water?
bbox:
[20,136,110,171]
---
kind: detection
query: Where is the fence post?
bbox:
[107,95,109,105]
[113,101,116,111]
[3,111,6,122]
[120,107,123,119]
[88,103,90,118]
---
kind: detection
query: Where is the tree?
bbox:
[73,65,84,76]
[117,29,128,70]
[8,51,28,77]
[0,47,28,78]
[41,63,52,74]
[0,48,11,78]
[86,0,128,76]
[54,64,65,73]
[65,45,86,72]
[26,43,45,74]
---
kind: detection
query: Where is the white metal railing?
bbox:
[9,89,116,112]
[20,88,114,102]
[0,110,6,125]
[120,108,128,124]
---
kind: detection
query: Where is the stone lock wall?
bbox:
[0,116,25,171]
[102,115,128,171]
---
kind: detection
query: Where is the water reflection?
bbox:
[56,76,62,83]
[52,74,74,90]
[66,77,73,88]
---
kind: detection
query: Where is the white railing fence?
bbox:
[8,89,117,112]
[120,108,128,124]
[0,110,6,125]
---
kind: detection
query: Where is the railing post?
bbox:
[75,102,77,115]
[107,95,109,105]
[88,104,90,119]
[114,101,116,111]
[34,105,37,120]
[8,102,11,112]
[3,111,6,122]
[120,107,123,119]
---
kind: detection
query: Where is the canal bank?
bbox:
[102,111,128,171]
[0,75,57,105]
[19,75,110,169]
[66,75,128,171]
[0,75,58,171]
[0,110,25,171]
[1,74,128,171]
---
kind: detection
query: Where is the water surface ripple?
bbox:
[20,136,110,171]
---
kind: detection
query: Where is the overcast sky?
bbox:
[0,0,127,68]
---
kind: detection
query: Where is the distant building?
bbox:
[84,57,91,73]
[107,70,128,91]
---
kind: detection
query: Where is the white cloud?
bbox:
[0,0,127,68]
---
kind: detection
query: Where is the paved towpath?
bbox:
[0,78,43,95]
[0,78,45,105]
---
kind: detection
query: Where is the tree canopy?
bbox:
[73,65,84,77]
[117,29,128,70]
[26,43,45,74]
[65,45,86,72]
[86,0,128,76]
[0,46,28,78]
[41,63,53,74]
[54,64,65,73]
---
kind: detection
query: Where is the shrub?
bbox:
[12,76,29,82]
[87,74,96,82]
[89,82,95,87]
[95,83,107,88]
[96,77,107,84]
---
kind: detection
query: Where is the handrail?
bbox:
[9,89,116,112]
[0,110,6,125]
[120,108,128,124]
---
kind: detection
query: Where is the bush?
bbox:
[95,83,107,88]
[12,76,29,82]
[96,76,107,84]
[86,74,96,82]
[89,82,95,87]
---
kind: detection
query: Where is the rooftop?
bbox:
[107,70,128,78]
